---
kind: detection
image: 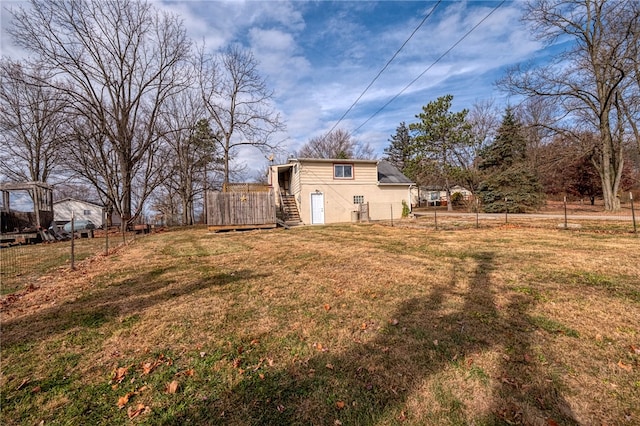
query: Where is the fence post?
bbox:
[504,197,508,224]
[564,196,568,230]
[631,192,637,234]
[104,206,109,255]
[434,205,438,231]
[476,198,479,229]
[70,212,75,270]
[390,205,394,227]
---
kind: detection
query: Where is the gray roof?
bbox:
[377,160,414,185]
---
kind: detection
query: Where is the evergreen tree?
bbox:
[383,122,414,173]
[477,108,544,213]
[478,108,526,171]
[409,95,472,211]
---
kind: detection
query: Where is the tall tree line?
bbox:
[384,0,639,212]
[1,0,283,228]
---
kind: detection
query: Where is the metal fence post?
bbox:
[434,205,438,231]
[70,212,75,270]
[631,192,637,234]
[564,196,568,230]
[504,197,508,224]
[476,198,479,229]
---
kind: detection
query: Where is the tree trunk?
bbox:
[595,127,623,211]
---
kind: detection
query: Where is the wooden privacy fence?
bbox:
[207,190,277,231]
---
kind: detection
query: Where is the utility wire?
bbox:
[327,1,442,134]
[354,0,507,133]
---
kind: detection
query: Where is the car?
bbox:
[63,219,96,233]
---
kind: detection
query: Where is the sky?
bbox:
[0,0,564,178]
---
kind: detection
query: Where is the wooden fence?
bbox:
[206,190,277,231]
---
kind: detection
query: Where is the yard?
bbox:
[1,224,638,425]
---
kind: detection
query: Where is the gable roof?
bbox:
[377,160,414,185]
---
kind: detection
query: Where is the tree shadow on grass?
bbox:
[174,252,578,425]
[1,269,268,349]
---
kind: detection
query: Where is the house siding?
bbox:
[270,159,413,225]
[53,199,104,227]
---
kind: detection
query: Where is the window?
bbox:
[334,164,353,179]
[83,209,91,215]
[353,195,364,204]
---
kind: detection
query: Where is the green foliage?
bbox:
[478,108,525,171]
[478,108,544,213]
[383,122,414,174]
[409,95,472,187]
[477,166,545,213]
[401,200,410,218]
[450,192,464,207]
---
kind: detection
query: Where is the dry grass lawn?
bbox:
[1,223,639,425]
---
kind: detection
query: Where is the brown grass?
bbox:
[1,223,638,425]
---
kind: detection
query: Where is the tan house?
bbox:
[269,159,414,225]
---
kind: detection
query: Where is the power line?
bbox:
[353,0,507,134]
[327,1,442,135]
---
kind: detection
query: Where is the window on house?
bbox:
[334,164,353,179]
[353,195,364,204]
[83,209,91,215]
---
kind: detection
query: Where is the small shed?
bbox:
[206,185,276,231]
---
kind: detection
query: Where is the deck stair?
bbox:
[279,194,302,226]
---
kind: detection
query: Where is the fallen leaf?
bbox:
[360,323,367,330]
[200,352,206,358]
[117,392,133,409]
[336,401,345,409]
[184,369,195,377]
[166,380,179,394]
[113,366,129,383]
[547,419,559,426]
[127,403,148,419]
[334,420,343,426]
[433,340,438,346]
[250,339,260,346]
[390,318,399,326]
[326,363,334,370]
[31,386,41,393]
[324,304,331,312]
[630,345,640,355]
[232,358,241,368]
[617,360,633,371]
[259,373,265,380]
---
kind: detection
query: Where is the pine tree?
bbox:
[383,122,414,173]
[477,108,544,213]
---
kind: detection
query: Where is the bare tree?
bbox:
[8,0,192,228]
[297,128,375,159]
[0,59,69,183]
[198,45,284,185]
[157,88,221,225]
[499,0,639,210]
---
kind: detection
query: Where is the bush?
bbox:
[401,200,410,218]
[450,192,464,207]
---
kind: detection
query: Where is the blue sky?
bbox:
[1,0,561,175]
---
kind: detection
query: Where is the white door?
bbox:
[310,192,324,224]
